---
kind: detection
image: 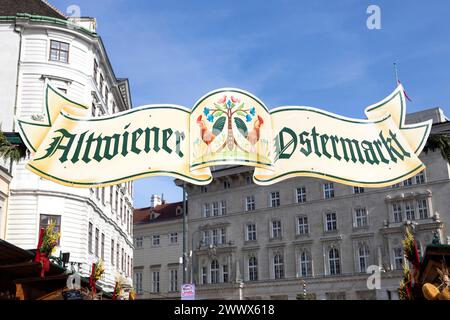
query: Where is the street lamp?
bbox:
[189,229,203,284]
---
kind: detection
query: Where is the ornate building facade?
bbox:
[0,0,133,291]
[180,108,450,300]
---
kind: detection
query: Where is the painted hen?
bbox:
[197,115,216,154]
[247,115,264,152]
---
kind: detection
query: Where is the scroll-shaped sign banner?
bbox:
[16,84,431,188]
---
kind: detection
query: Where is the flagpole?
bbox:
[393,62,399,85]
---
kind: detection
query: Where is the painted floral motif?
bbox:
[196,96,265,153]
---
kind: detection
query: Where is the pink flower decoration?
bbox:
[218,95,227,104]
[231,96,240,103]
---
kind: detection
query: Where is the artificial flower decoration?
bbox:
[34,221,60,278]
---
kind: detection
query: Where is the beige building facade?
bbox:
[0,166,12,240]
[180,108,450,300]
[133,202,185,299]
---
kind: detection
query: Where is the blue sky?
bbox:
[55,0,450,208]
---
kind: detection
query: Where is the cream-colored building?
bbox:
[133,201,185,299]
[0,166,12,240]
[0,0,133,292]
[179,108,450,300]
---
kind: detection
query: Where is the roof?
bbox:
[133,201,185,225]
[0,239,112,299]
[0,0,67,19]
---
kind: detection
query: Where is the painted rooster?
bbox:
[197,115,216,154]
[247,115,264,152]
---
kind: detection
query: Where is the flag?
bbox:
[397,80,412,102]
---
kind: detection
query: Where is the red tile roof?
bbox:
[133,201,185,225]
[0,0,67,19]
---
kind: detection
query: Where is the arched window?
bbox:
[210,260,219,284]
[358,243,370,272]
[299,250,312,277]
[248,256,258,281]
[273,253,284,279]
[329,248,341,275]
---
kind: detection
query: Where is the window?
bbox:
[202,230,210,246]
[220,228,226,244]
[136,236,143,248]
[121,248,124,271]
[393,203,403,223]
[116,244,120,270]
[200,186,207,193]
[271,220,282,238]
[223,180,231,189]
[329,248,341,275]
[93,59,98,84]
[100,73,105,97]
[91,103,97,117]
[39,214,61,245]
[273,253,284,279]
[323,183,335,199]
[109,186,113,206]
[212,229,219,245]
[394,248,403,270]
[358,243,370,272]
[417,199,428,219]
[114,189,119,211]
[134,272,143,294]
[101,188,105,205]
[248,256,258,281]
[120,198,123,221]
[299,250,312,277]
[152,235,160,246]
[111,239,115,266]
[49,40,69,63]
[101,233,105,260]
[169,270,178,292]
[405,201,415,221]
[296,187,306,203]
[212,202,219,216]
[245,195,255,211]
[88,222,93,253]
[325,212,337,231]
[211,260,219,284]
[201,267,208,284]
[105,86,109,106]
[403,178,413,187]
[170,233,178,244]
[203,203,211,218]
[297,216,309,235]
[392,182,401,188]
[222,265,229,283]
[270,192,280,207]
[246,224,257,241]
[415,171,425,184]
[246,176,253,185]
[152,271,160,293]
[355,208,368,228]
[220,201,227,215]
[95,228,99,257]
[353,186,364,194]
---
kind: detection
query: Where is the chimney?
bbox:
[150,194,162,208]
